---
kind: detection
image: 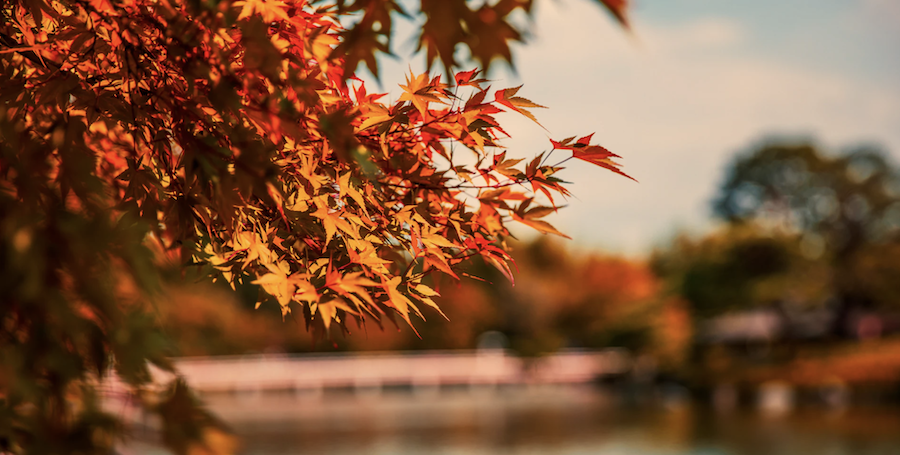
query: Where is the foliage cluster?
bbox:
[0,0,631,453]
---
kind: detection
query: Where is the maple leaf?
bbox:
[253,264,316,310]
[551,135,636,181]
[326,269,379,306]
[480,246,517,286]
[398,71,447,117]
[231,231,274,266]
[383,277,421,334]
[356,104,393,131]
[479,187,528,203]
[463,3,524,74]
[234,0,291,22]
[512,213,572,239]
[573,147,634,181]
[311,197,358,246]
[595,0,631,28]
[423,248,460,279]
[410,282,448,320]
[316,297,361,332]
[492,152,526,179]
[494,85,547,128]
[523,205,558,219]
[454,68,485,87]
[333,8,392,78]
[417,0,468,75]
[346,241,392,271]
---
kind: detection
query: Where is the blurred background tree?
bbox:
[713,140,900,330]
[649,139,900,386]
[651,226,827,319]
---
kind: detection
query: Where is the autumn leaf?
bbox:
[463,3,524,74]
[551,135,636,181]
[326,269,379,306]
[512,213,572,239]
[494,85,547,128]
[595,0,631,28]
[252,265,316,310]
[524,205,559,219]
[234,0,292,23]
[573,147,635,181]
[408,282,448,320]
[383,277,421,334]
[398,71,447,117]
[316,297,360,332]
[479,187,528,202]
[310,197,358,246]
[423,248,460,280]
[454,68,486,87]
[492,153,526,179]
[482,251,516,286]
[356,104,393,131]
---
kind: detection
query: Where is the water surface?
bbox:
[129,386,900,455]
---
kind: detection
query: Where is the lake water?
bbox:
[128,386,900,455]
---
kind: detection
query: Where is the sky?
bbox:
[373,0,900,256]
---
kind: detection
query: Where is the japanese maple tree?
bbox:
[0,0,631,453]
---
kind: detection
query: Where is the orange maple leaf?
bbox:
[551,135,636,182]
[494,85,546,129]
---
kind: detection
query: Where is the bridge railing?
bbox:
[100,348,631,397]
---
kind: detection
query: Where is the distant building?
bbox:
[700,306,900,346]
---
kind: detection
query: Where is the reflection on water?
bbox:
[130,386,900,455]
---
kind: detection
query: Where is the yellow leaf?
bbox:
[330,297,360,315]
[495,85,547,130]
[339,172,369,215]
[316,299,337,331]
[414,283,440,297]
[356,105,392,131]
[398,71,447,117]
[523,205,558,219]
[310,199,340,245]
[512,213,572,239]
[285,184,310,211]
[234,0,291,22]
[414,294,447,320]
[421,230,456,249]
[252,272,293,307]
[423,248,459,279]
[383,277,418,330]
[326,269,378,306]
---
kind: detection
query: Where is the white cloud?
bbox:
[646,16,746,52]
